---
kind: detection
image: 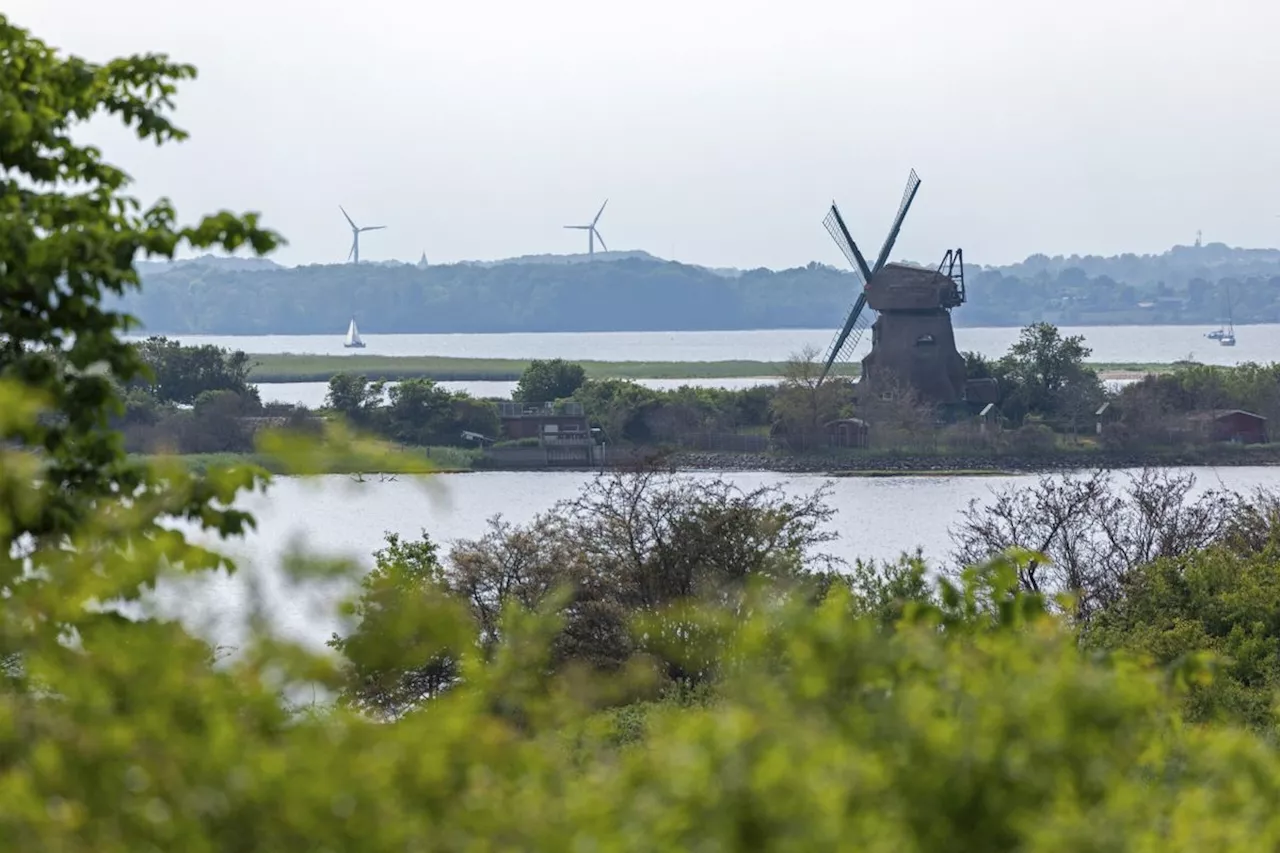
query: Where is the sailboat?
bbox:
[1206,326,1226,340]
[1220,291,1236,347]
[1220,317,1236,347]
[343,316,366,349]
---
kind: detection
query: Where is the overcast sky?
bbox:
[11,0,1280,269]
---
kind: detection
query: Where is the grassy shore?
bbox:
[248,353,1173,384]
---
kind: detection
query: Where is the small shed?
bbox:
[1187,410,1268,445]
[825,418,869,449]
[964,377,999,406]
[1094,402,1116,436]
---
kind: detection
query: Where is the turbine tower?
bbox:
[341,206,385,264]
[564,199,608,257]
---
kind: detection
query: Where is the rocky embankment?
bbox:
[670,449,1280,475]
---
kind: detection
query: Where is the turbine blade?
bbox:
[593,227,607,252]
[348,240,356,261]
[361,226,386,232]
[592,198,608,225]
[565,225,590,230]
[340,205,357,229]
[871,169,921,274]
[822,204,872,284]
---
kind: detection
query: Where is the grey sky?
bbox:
[11,0,1280,269]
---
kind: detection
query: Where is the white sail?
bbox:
[344,317,364,348]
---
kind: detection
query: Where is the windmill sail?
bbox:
[820,292,872,379]
[871,170,921,274]
[823,204,872,284]
[819,203,873,379]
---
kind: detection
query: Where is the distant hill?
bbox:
[120,244,1280,334]
[135,254,282,275]
[462,249,664,267]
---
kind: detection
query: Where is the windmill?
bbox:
[564,199,608,256]
[341,206,385,264]
[819,169,971,405]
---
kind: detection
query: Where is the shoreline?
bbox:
[668,448,1280,475]
[148,447,1280,477]
[246,353,1173,385]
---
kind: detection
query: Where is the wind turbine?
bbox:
[564,199,608,257]
[341,206,385,264]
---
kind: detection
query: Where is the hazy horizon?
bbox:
[11,0,1280,270]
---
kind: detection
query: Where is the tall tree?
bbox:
[999,322,1098,421]
[0,14,278,675]
[770,346,852,451]
[133,336,257,405]
[513,359,587,403]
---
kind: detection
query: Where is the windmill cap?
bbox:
[865,263,963,312]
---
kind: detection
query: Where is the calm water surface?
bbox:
[143,324,1280,366]
[258,377,777,408]
[156,466,1280,650]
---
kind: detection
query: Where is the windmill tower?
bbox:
[819,169,969,405]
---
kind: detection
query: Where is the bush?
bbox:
[1008,422,1057,454]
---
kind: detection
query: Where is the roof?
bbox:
[865,263,963,311]
[1186,409,1267,423]
[498,401,585,418]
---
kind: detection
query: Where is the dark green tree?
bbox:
[1086,541,1280,731]
[325,373,385,424]
[328,532,463,718]
[133,336,258,405]
[998,322,1100,422]
[385,378,454,445]
[513,358,587,403]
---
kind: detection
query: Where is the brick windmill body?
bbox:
[818,170,978,407]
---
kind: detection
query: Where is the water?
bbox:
[157,466,1280,650]
[258,377,778,408]
[140,324,1280,366]
[260,377,1139,407]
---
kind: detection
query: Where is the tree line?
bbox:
[117,244,1280,335]
[11,17,1280,847]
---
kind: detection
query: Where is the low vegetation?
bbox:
[247,352,1170,384]
[247,353,860,383]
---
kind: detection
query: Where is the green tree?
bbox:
[514,358,587,403]
[0,12,279,673]
[325,372,385,424]
[328,532,463,718]
[998,322,1101,422]
[385,378,454,445]
[133,336,258,405]
[769,346,853,451]
[450,393,501,441]
[1086,543,1280,731]
[574,378,659,443]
